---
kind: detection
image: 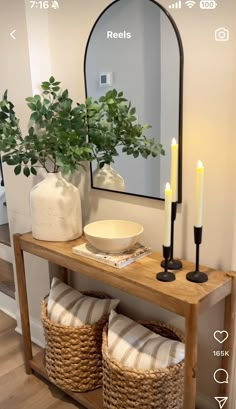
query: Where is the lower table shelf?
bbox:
[15,233,236,409]
[30,350,103,409]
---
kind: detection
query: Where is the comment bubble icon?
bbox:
[213,369,229,384]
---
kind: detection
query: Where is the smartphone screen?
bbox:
[0,1,235,409]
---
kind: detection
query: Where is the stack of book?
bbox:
[72,242,152,269]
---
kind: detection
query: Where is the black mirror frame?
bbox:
[84,0,184,203]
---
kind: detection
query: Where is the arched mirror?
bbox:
[85,0,183,201]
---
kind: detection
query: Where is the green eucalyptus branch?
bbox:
[0,77,94,176]
[86,89,165,168]
[0,79,165,178]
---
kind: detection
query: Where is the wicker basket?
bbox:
[42,291,109,392]
[102,320,185,409]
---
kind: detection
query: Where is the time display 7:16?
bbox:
[30,1,50,8]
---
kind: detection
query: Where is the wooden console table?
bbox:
[13,233,236,409]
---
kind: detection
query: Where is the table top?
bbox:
[17,233,233,317]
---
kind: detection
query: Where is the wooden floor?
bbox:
[0,311,84,409]
[0,223,11,247]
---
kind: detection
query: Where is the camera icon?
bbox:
[215,28,229,42]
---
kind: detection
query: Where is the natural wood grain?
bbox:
[220,273,236,409]
[30,351,103,409]
[13,233,33,373]
[183,305,198,409]
[0,258,15,299]
[0,310,15,334]
[0,324,25,377]
[18,233,231,317]
[0,312,83,409]
[58,266,68,284]
[0,223,11,247]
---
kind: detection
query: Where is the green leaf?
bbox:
[43,98,50,105]
[31,158,38,165]
[36,100,42,110]
[31,167,37,175]
[49,76,55,83]
[6,158,18,165]
[0,112,8,120]
[23,166,30,177]
[130,107,136,115]
[61,89,69,99]
[63,100,71,112]
[30,112,38,121]
[27,103,37,111]
[141,151,148,159]
[3,90,8,100]
[14,165,21,175]
[28,126,34,136]
[41,82,50,89]
[34,95,41,101]
[1,106,9,113]
[25,97,35,103]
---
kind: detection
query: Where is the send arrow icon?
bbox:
[214,397,228,408]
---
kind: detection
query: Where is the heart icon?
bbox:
[214,331,229,344]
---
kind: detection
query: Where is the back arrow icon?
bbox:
[10,30,16,40]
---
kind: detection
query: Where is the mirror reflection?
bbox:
[0,156,8,226]
[85,0,183,201]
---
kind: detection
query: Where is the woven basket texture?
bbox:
[102,320,185,409]
[42,291,109,392]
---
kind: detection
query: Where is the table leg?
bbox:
[58,266,68,284]
[220,274,236,409]
[184,305,198,409]
[13,234,33,374]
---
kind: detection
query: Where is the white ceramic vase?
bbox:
[30,172,82,241]
[93,164,125,192]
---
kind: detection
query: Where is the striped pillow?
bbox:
[47,278,120,326]
[108,310,185,370]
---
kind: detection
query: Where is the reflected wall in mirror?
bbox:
[85,0,183,201]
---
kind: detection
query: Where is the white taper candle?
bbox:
[195,160,204,227]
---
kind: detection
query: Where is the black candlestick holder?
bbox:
[157,246,176,282]
[186,226,208,283]
[161,202,182,270]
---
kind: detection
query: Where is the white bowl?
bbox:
[84,220,143,253]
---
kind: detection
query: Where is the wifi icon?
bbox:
[185,0,196,7]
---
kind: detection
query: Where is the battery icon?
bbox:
[200,0,217,9]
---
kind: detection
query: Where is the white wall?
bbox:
[0,0,236,407]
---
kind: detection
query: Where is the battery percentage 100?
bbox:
[200,0,217,9]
